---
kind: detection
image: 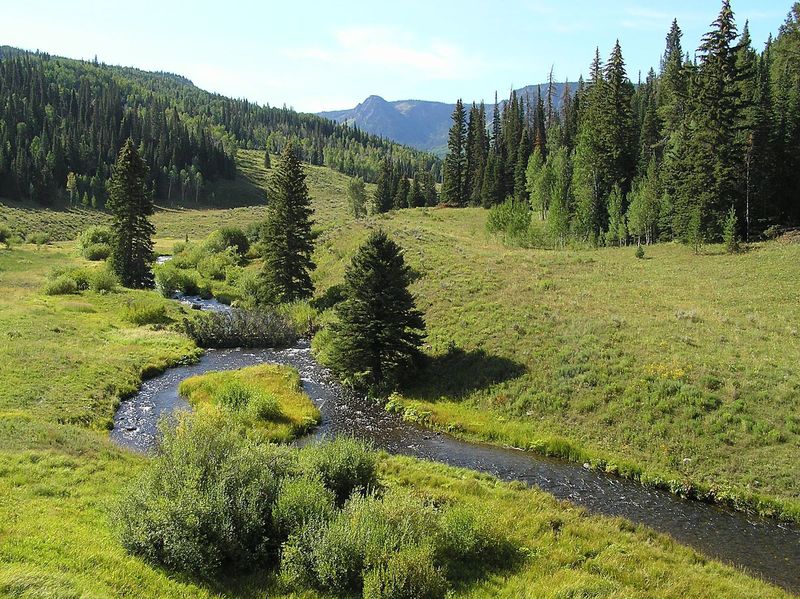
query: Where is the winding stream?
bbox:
[111,303,800,592]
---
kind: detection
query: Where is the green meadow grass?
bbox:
[0,159,795,596]
[311,207,800,520]
[179,364,321,443]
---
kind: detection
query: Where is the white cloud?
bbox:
[284,25,483,81]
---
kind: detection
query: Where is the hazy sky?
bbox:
[3,1,790,112]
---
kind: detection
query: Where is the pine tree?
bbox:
[328,230,425,393]
[347,176,367,218]
[394,176,410,209]
[442,99,467,206]
[606,184,627,246]
[687,0,741,240]
[106,138,155,288]
[546,146,572,247]
[259,143,315,303]
[373,158,393,213]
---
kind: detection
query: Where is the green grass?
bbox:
[178,365,321,443]
[0,163,794,596]
[0,198,110,241]
[311,207,800,521]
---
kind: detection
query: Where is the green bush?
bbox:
[182,308,297,349]
[90,269,118,293]
[82,243,112,261]
[282,492,436,595]
[363,545,447,599]
[205,226,250,257]
[115,415,281,579]
[0,223,11,246]
[299,437,378,505]
[197,250,237,281]
[154,263,201,297]
[43,275,78,295]
[26,232,50,246]
[635,245,645,259]
[123,298,169,326]
[433,505,512,580]
[78,226,113,259]
[273,476,336,540]
[487,198,531,243]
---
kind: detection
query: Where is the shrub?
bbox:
[197,250,237,281]
[363,545,448,599]
[282,492,436,595]
[433,505,512,581]
[123,298,169,326]
[635,245,645,259]
[43,275,78,295]
[78,226,113,259]
[115,415,282,579]
[27,232,50,246]
[82,242,112,261]
[486,198,531,244]
[205,226,250,257]
[90,269,118,293]
[723,206,740,254]
[299,437,378,505]
[154,263,201,297]
[182,308,297,349]
[273,476,336,540]
[0,223,11,247]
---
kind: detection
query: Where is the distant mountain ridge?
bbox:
[320,82,578,155]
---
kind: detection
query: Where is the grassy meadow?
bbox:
[312,208,800,520]
[0,243,788,596]
[0,153,796,596]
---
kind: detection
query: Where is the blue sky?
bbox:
[3,1,790,112]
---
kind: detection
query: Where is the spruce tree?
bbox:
[547,146,572,247]
[442,99,467,206]
[347,176,367,218]
[106,138,155,288]
[328,230,425,393]
[372,158,393,213]
[259,143,315,304]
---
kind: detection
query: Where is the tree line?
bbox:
[440,1,800,246]
[0,47,440,207]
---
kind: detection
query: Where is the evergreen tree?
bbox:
[106,138,155,288]
[263,151,271,169]
[372,158,393,214]
[259,143,315,303]
[547,147,572,247]
[394,177,410,209]
[525,148,547,220]
[347,176,367,218]
[606,184,627,246]
[328,230,425,393]
[442,99,467,206]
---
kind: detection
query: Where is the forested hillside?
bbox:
[0,47,440,208]
[440,1,800,245]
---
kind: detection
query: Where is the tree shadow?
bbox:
[405,344,526,401]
